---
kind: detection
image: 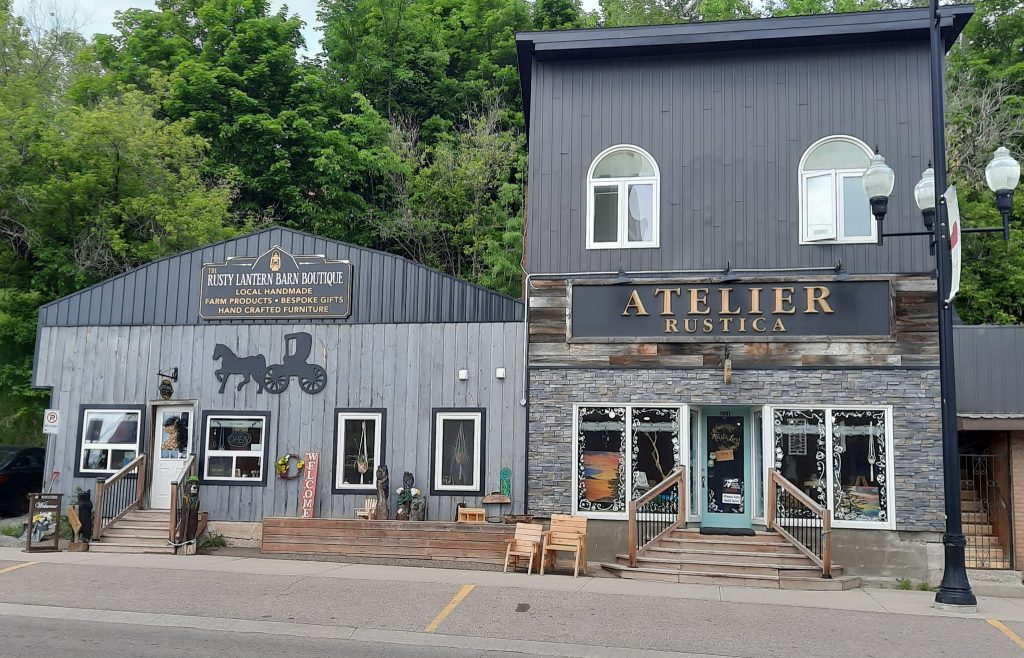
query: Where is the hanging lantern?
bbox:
[159,378,174,400]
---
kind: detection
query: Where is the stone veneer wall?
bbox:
[528,367,944,532]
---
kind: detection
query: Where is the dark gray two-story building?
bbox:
[516,7,975,582]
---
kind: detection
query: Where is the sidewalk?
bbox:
[4,546,1024,623]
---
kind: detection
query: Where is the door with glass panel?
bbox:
[699,406,752,530]
[150,406,193,509]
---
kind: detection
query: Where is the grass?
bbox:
[917,581,936,592]
[0,523,23,538]
[199,532,227,549]
[896,577,913,590]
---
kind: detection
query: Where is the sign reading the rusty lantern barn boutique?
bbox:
[200,246,352,320]
[571,281,891,339]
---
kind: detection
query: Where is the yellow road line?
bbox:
[424,584,475,633]
[988,619,1024,651]
[0,562,38,575]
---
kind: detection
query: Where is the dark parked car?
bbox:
[0,446,45,516]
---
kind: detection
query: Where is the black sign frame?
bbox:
[199,245,353,321]
[24,493,62,553]
[568,277,895,343]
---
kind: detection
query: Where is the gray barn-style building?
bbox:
[33,227,526,537]
[516,7,974,584]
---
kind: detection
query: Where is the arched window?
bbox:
[586,145,660,249]
[799,136,875,243]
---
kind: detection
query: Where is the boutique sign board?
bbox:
[570,280,892,340]
[200,246,353,320]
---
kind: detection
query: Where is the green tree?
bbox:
[533,0,585,29]
[598,0,754,26]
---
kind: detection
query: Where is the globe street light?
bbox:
[914,166,936,254]
[986,146,1021,240]
[863,151,896,245]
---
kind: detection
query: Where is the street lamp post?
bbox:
[863,1,1021,610]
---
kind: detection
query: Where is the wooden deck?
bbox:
[261,518,516,564]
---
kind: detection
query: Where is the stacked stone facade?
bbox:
[527,367,944,533]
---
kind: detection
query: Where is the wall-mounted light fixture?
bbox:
[495,367,507,380]
[458,369,469,381]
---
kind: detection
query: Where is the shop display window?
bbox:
[334,410,385,491]
[78,407,142,475]
[202,413,268,483]
[431,409,484,495]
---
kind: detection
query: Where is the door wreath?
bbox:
[276,453,305,479]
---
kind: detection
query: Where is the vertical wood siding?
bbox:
[526,42,935,275]
[37,322,527,523]
[954,326,1024,414]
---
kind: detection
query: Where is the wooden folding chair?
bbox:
[503,523,543,574]
[540,514,588,577]
[355,498,377,519]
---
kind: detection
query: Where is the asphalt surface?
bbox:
[0,558,1019,657]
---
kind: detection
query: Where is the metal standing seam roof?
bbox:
[36,226,524,328]
[515,6,975,128]
[954,325,1024,415]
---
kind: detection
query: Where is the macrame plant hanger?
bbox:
[867,422,877,481]
[451,422,468,483]
[357,421,369,485]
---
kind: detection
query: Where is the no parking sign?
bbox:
[42,409,60,435]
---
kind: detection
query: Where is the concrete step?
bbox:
[779,575,862,591]
[961,500,983,512]
[967,535,1004,547]
[671,529,786,543]
[966,557,1012,569]
[960,489,978,500]
[617,554,840,578]
[645,546,814,566]
[601,563,860,590]
[962,512,989,524]
[88,542,175,555]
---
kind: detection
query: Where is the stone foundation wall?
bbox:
[527,367,943,532]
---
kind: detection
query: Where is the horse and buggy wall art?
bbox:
[213,332,328,395]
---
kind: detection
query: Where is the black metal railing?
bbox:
[768,469,832,578]
[92,454,146,540]
[961,454,1012,569]
[628,467,686,567]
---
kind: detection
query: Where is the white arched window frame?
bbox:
[798,135,876,244]
[586,145,660,249]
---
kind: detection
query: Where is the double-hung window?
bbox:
[201,412,269,484]
[586,145,660,249]
[799,136,875,244]
[76,405,144,476]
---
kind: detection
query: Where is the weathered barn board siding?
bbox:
[36,227,522,329]
[527,276,938,368]
[38,322,526,523]
[524,43,935,276]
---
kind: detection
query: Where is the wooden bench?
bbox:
[540,514,588,577]
[456,507,486,523]
[503,522,543,574]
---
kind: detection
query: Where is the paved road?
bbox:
[0,554,1020,657]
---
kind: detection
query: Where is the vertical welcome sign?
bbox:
[300,452,320,518]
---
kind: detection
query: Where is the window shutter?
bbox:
[803,172,837,242]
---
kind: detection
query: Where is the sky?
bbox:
[39,0,602,56]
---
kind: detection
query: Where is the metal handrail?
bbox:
[767,468,832,578]
[627,467,686,567]
[92,453,147,540]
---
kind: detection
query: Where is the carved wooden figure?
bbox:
[375,465,389,520]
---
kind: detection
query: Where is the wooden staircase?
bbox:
[89,509,175,555]
[962,487,1011,569]
[603,528,861,590]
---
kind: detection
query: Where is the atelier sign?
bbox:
[571,281,891,339]
[200,245,352,320]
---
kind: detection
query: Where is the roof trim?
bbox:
[516,7,974,128]
[39,225,522,317]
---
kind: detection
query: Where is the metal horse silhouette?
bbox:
[213,332,327,395]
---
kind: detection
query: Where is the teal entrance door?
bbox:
[700,406,752,530]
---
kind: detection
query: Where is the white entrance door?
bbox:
[150,406,194,509]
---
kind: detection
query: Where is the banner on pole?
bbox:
[944,186,962,304]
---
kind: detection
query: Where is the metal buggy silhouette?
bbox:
[263,332,328,394]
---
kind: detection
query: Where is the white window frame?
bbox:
[766,405,895,530]
[78,407,143,475]
[334,411,384,491]
[572,403,688,520]
[798,135,876,245]
[202,414,267,483]
[432,410,484,494]
[586,144,660,250]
